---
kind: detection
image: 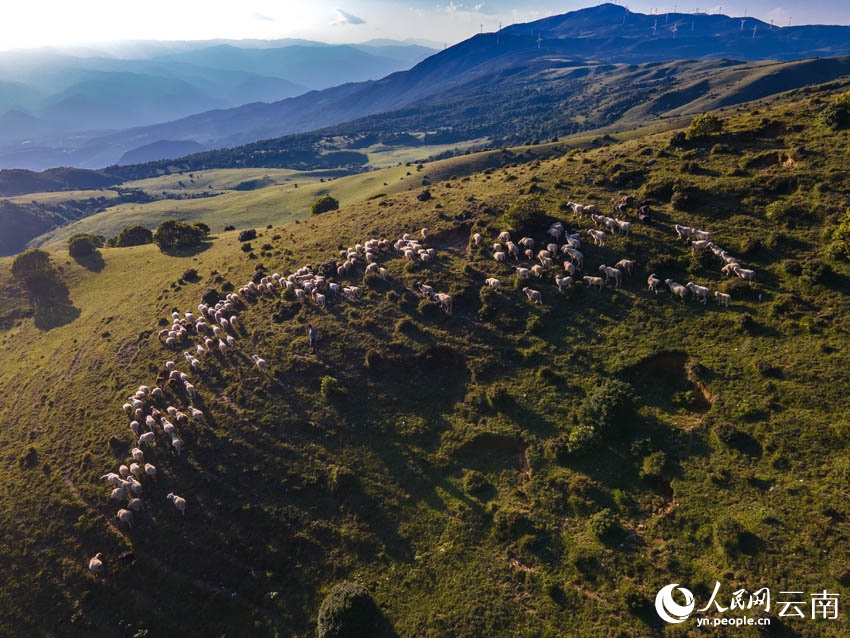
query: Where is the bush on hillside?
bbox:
[238,229,257,242]
[686,113,723,139]
[67,233,103,257]
[110,225,153,247]
[312,195,340,216]
[11,249,68,301]
[500,195,548,235]
[153,220,208,250]
[822,91,850,130]
[316,582,380,638]
[576,379,637,440]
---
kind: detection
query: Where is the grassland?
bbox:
[3,81,850,636]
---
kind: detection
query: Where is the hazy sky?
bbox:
[2,1,850,51]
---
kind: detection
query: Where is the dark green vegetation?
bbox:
[311,195,340,216]
[3,81,850,636]
[152,220,209,251]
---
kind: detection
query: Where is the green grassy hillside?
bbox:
[3,81,850,636]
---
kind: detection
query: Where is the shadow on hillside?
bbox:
[159,241,213,257]
[71,249,105,272]
[28,277,80,330]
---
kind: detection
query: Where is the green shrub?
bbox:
[316,582,379,638]
[312,195,340,215]
[320,376,345,401]
[576,379,637,439]
[67,233,102,257]
[110,225,153,247]
[639,451,667,479]
[500,195,548,235]
[153,220,207,250]
[713,516,743,558]
[686,113,723,139]
[588,508,618,538]
[821,91,850,130]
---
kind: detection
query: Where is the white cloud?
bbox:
[252,11,275,22]
[333,9,366,25]
[766,7,792,27]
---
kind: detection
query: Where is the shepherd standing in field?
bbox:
[308,324,317,352]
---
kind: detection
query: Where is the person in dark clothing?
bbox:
[308,324,317,351]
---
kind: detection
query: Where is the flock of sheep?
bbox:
[87,189,758,573]
[88,225,454,573]
[475,201,756,308]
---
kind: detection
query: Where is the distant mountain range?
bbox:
[5,3,850,174]
[0,40,435,169]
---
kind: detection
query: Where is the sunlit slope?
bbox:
[1,82,850,636]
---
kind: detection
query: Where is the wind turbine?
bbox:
[652,19,658,36]
[752,24,757,38]
[740,18,746,31]
[537,34,542,49]
[671,24,678,39]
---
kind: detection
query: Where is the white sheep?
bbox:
[720,263,738,277]
[110,486,126,501]
[189,407,207,425]
[127,498,144,512]
[562,261,576,276]
[598,265,622,288]
[686,282,710,303]
[122,403,133,415]
[129,463,143,479]
[692,229,711,241]
[131,448,144,463]
[138,432,155,447]
[167,492,187,516]
[616,220,632,235]
[485,278,501,288]
[129,421,140,437]
[587,229,606,247]
[117,509,134,528]
[119,464,130,478]
[518,237,534,250]
[522,287,543,304]
[126,477,143,497]
[715,291,731,308]
[493,251,507,263]
[530,264,545,278]
[170,435,184,456]
[516,267,530,279]
[674,224,693,241]
[583,275,605,290]
[378,267,388,280]
[554,275,573,292]
[471,232,482,247]
[252,354,268,372]
[498,231,511,243]
[144,463,157,481]
[615,259,636,275]
[88,553,104,574]
[647,273,663,294]
[564,248,583,269]
[665,279,689,301]
[690,239,712,253]
[733,265,757,282]
[434,293,453,314]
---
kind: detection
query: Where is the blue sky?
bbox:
[2,1,849,51]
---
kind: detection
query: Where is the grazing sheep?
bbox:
[733,265,757,282]
[498,231,511,243]
[616,220,632,236]
[720,263,738,277]
[166,492,187,516]
[138,432,155,447]
[110,487,126,501]
[563,261,576,276]
[516,267,530,279]
[471,233,482,247]
[129,463,143,479]
[505,241,519,260]
[252,354,267,372]
[686,281,710,303]
[127,498,144,512]
[518,237,534,251]
[690,239,712,253]
[89,553,104,574]
[122,403,133,415]
[522,287,543,304]
[715,291,731,308]
[378,267,388,280]
[434,293,453,314]
[583,275,606,290]
[647,273,663,294]
[674,224,694,241]
[530,264,545,278]
[129,421,140,437]
[144,463,157,481]
[189,407,206,425]
[598,265,622,288]
[493,251,507,263]
[567,202,585,217]
[119,464,130,478]
[563,248,583,269]
[314,293,327,308]
[587,229,606,247]
[117,509,134,528]
[554,275,573,292]
[170,435,184,456]
[126,477,143,497]
[485,278,501,288]
[615,259,636,275]
[131,448,144,463]
[665,279,689,302]
[692,229,711,241]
